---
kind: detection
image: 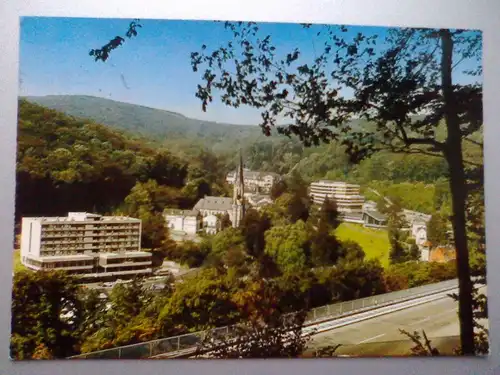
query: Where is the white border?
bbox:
[1,1,499,374]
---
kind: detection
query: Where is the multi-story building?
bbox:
[226,169,280,194]
[309,180,365,222]
[20,212,152,281]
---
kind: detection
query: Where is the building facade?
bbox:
[309,180,365,222]
[20,212,152,280]
[164,209,201,235]
[226,169,280,194]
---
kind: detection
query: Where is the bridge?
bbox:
[68,278,480,359]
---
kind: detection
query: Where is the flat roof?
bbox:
[22,214,141,223]
[311,180,360,186]
[26,254,95,262]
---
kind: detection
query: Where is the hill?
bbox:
[23,95,262,139]
[15,99,201,222]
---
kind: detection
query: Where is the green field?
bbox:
[335,223,391,268]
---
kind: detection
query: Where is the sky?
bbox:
[18,17,482,125]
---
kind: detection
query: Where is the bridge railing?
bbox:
[69,278,458,359]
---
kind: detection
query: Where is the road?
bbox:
[305,285,488,356]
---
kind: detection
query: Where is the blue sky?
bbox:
[19,17,481,125]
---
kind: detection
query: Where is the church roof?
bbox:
[164,209,199,217]
[193,196,233,212]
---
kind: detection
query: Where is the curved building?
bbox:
[309,180,365,222]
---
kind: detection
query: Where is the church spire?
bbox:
[232,149,245,227]
[239,149,245,218]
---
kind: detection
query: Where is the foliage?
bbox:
[196,310,312,359]
[385,200,411,264]
[12,250,27,274]
[168,240,209,268]
[399,329,440,356]
[16,100,189,221]
[330,258,386,301]
[158,268,240,335]
[79,278,160,353]
[427,213,449,247]
[209,227,246,264]
[11,270,81,359]
[264,220,310,274]
[189,23,482,354]
[240,208,271,258]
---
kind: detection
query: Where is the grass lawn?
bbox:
[335,223,391,268]
[12,249,27,274]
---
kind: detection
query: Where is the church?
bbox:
[164,152,246,236]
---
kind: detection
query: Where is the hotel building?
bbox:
[20,212,152,281]
[309,180,365,222]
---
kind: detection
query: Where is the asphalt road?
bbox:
[306,286,488,356]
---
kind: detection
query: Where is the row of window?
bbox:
[104,257,151,264]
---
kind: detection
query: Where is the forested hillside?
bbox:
[15,99,228,226]
[18,96,483,216]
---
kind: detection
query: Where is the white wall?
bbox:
[420,247,430,262]
[165,214,199,235]
[165,215,184,232]
[203,215,219,234]
[20,218,42,262]
[183,217,199,235]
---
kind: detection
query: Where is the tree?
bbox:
[317,197,341,229]
[387,201,410,264]
[74,288,108,350]
[11,270,81,359]
[338,240,366,264]
[158,268,240,335]
[172,240,209,268]
[309,225,341,267]
[264,220,310,274]
[408,242,421,261]
[220,212,232,230]
[270,179,287,200]
[92,21,482,354]
[121,179,176,249]
[274,192,310,224]
[188,25,481,355]
[210,227,246,259]
[329,258,386,301]
[196,310,312,358]
[427,213,449,247]
[240,208,271,258]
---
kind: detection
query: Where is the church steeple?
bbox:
[232,149,245,227]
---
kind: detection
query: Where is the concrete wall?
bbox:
[20,218,42,262]
[165,215,199,235]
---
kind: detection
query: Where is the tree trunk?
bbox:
[440,29,475,355]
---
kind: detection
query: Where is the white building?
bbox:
[226,169,280,194]
[164,209,201,235]
[202,214,220,234]
[245,193,274,210]
[20,212,152,280]
[164,152,247,236]
[309,180,365,222]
